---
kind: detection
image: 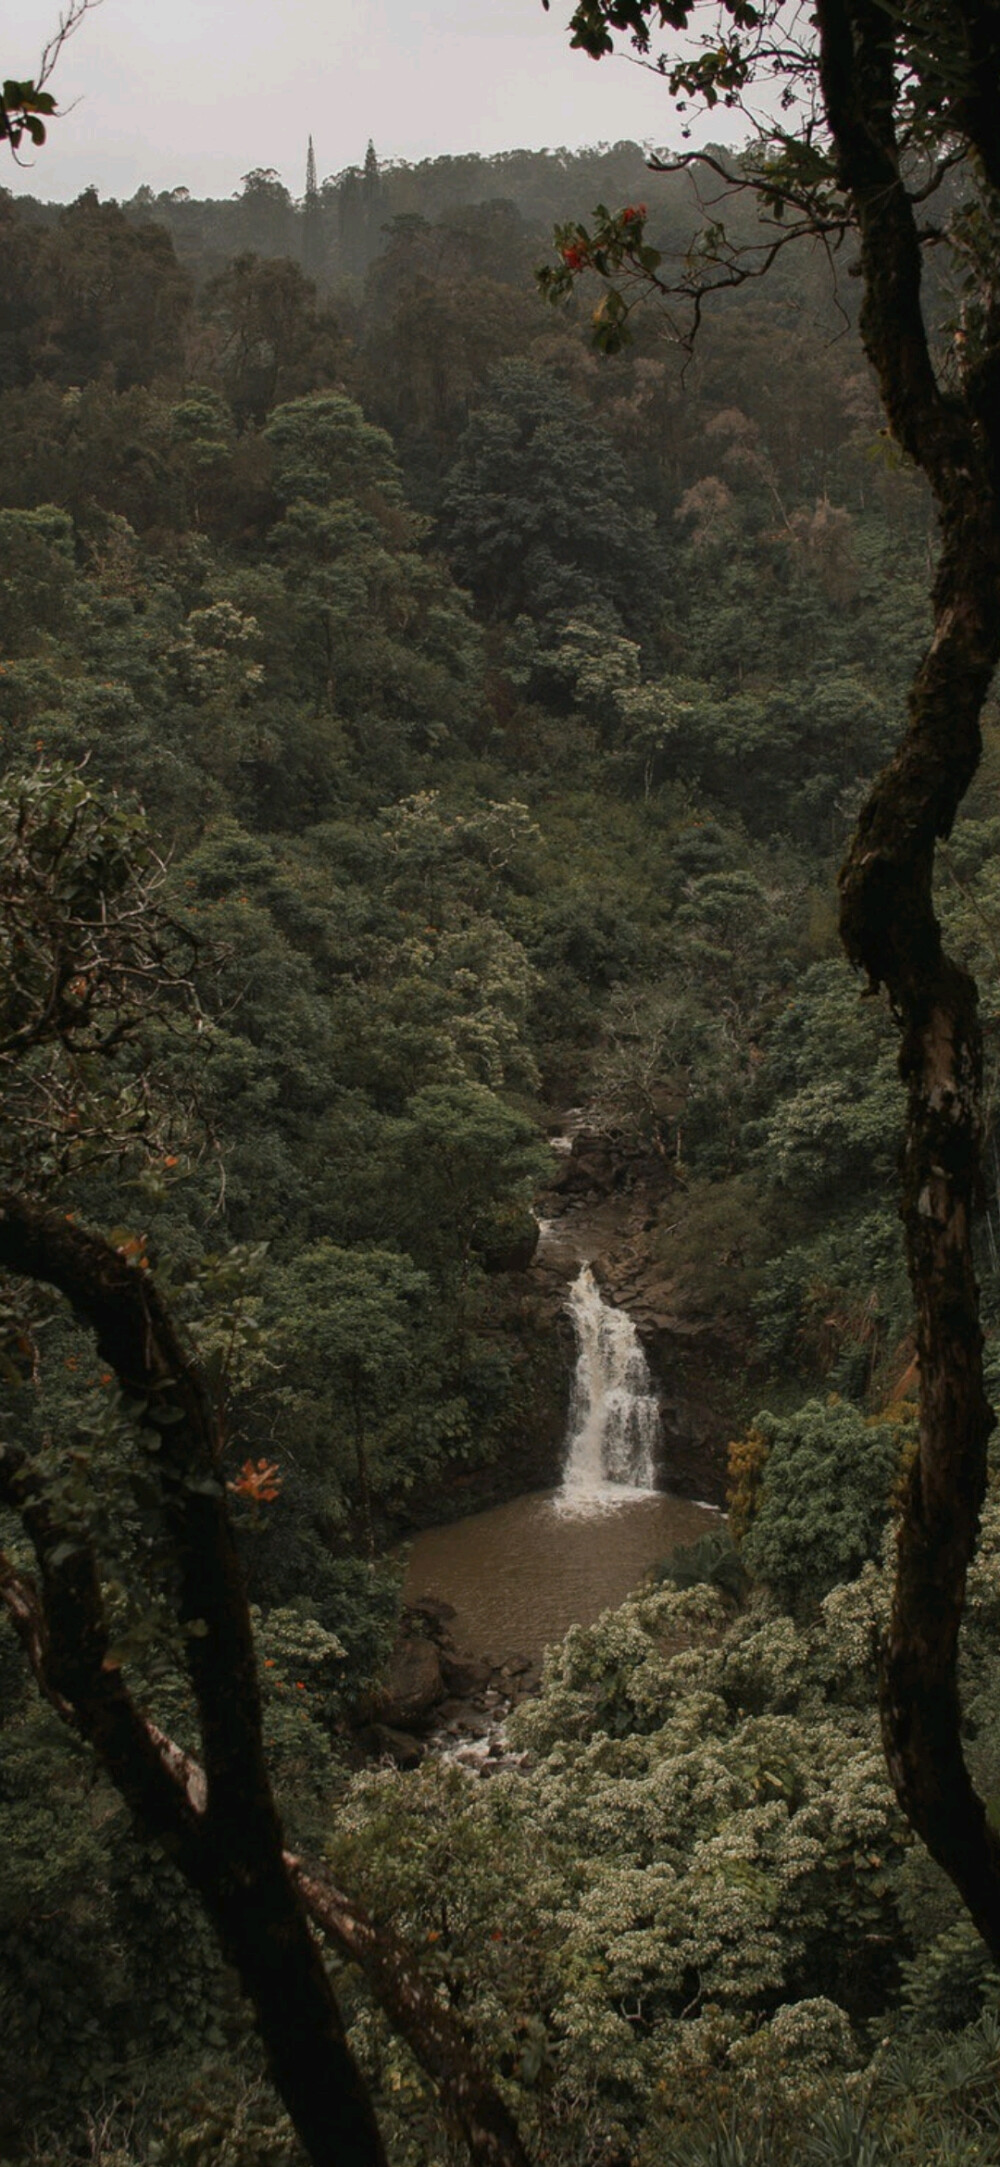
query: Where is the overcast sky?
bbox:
[2,0,736,204]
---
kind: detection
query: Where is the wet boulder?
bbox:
[374,1633,445,1728]
[440,1648,493,1697]
[406,1595,457,1634]
[357,1723,426,1769]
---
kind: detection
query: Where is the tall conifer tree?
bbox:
[303,132,321,278]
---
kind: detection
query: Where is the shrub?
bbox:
[740,1401,899,1609]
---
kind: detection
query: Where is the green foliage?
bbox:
[199,254,344,428]
[382,1081,547,1285]
[265,1244,433,1542]
[0,761,198,1191]
[652,1528,751,1605]
[0,76,56,153]
[265,390,403,509]
[753,1210,907,1392]
[740,1403,902,1610]
[269,1242,430,1394]
[0,138,983,2167]
[898,1916,1000,2034]
[0,505,75,651]
[440,359,665,630]
[328,1564,905,2161]
[0,1687,232,2149]
[0,190,192,394]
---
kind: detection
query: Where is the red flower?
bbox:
[228,1457,283,1504]
[622,203,647,223]
[560,242,588,271]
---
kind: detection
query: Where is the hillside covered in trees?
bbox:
[4,125,1000,2167]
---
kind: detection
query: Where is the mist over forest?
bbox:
[5,40,1000,2167]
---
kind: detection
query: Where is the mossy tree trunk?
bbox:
[819,0,1000,1947]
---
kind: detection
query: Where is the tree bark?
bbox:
[817,0,1000,1950]
[0,1192,532,2167]
[0,1193,386,2167]
[291,1865,532,2167]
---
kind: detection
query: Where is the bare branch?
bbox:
[36,0,102,91]
[1,0,101,161]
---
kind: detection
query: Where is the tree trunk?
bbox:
[820,0,1000,1954]
[292,1863,533,2167]
[0,1195,388,2167]
[190,1839,389,2167]
[839,506,1000,1947]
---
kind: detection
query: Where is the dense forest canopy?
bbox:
[9,140,728,288]
[3,3,1000,2154]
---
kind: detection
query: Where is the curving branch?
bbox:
[0,1193,532,2167]
[0,1440,206,1863]
[817,0,1000,1954]
[0,1193,387,2167]
[292,1864,532,2167]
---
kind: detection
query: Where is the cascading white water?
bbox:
[559,1265,662,1510]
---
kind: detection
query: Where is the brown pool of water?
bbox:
[402,1487,721,1666]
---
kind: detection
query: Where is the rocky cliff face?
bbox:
[528,1122,745,1507]
[395,1119,743,1535]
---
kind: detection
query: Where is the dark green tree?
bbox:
[363,137,381,232]
[199,253,344,428]
[236,168,294,259]
[440,358,664,629]
[1,190,192,391]
[269,1244,431,1559]
[740,1400,900,1609]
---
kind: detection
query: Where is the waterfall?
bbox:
[559,1265,661,1509]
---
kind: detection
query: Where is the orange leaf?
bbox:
[227,1457,283,1504]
